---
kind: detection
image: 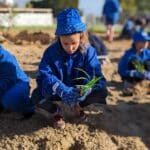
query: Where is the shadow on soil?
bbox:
[0,101,149,149]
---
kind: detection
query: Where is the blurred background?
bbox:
[0,2,150,150]
[0,0,149,32]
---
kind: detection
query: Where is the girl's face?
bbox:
[135,41,149,52]
[60,33,80,55]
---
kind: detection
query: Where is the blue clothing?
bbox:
[36,40,107,98]
[88,33,108,56]
[1,81,33,113]
[120,19,136,39]
[118,48,150,79]
[55,8,87,35]
[0,45,33,113]
[133,31,150,43]
[103,0,120,25]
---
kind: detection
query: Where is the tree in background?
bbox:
[27,0,78,17]
[120,0,150,15]
[120,0,137,14]
[136,1,150,13]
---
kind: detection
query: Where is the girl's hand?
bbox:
[144,71,150,80]
[77,88,92,101]
[129,70,145,79]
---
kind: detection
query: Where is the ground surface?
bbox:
[0,31,149,150]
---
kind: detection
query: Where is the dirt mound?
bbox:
[3,30,54,45]
[0,36,150,150]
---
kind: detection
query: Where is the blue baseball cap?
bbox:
[55,8,87,35]
[133,31,150,43]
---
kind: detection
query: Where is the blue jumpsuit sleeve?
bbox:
[38,50,66,97]
[84,47,106,88]
[118,52,131,78]
[0,62,17,97]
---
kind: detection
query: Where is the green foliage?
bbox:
[132,61,145,73]
[73,68,102,95]
[80,76,102,95]
[120,0,150,14]
[120,0,137,13]
[28,0,78,17]
[74,68,90,80]
[137,1,150,13]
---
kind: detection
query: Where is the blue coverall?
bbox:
[33,40,107,109]
[118,48,150,81]
[0,46,33,113]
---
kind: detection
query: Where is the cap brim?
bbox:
[134,37,150,42]
[55,23,87,35]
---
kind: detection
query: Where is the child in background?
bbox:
[120,16,150,39]
[0,45,34,119]
[148,28,150,49]
[118,31,150,96]
[31,8,107,129]
[120,16,136,39]
[135,17,149,32]
[103,0,121,42]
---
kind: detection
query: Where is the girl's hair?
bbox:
[132,42,136,49]
[79,31,90,54]
[53,32,90,54]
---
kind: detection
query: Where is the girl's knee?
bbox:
[96,88,107,104]
[2,96,20,111]
[1,89,31,112]
[31,88,43,105]
[98,87,108,98]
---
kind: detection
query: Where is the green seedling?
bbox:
[132,61,145,73]
[73,68,102,95]
[80,76,102,95]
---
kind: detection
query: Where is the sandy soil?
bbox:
[0,32,149,150]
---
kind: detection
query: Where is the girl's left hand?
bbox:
[144,71,150,80]
[77,88,92,101]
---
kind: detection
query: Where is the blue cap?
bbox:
[133,31,150,43]
[55,8,87,35]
